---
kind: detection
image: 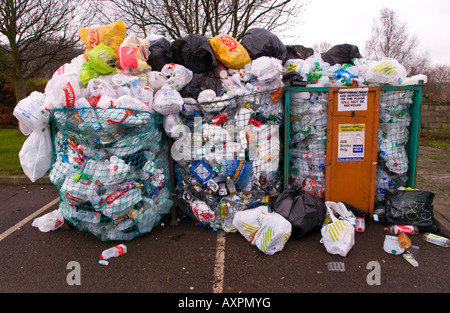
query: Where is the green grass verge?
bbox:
[0,128,27,175]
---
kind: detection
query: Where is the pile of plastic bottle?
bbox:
[375,90,414,203]
[15,19,428,239]
[42,22,175,241]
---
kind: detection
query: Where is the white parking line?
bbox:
[0,197,59,242]
[213,231,226,293]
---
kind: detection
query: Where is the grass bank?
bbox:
[0,128,27,175]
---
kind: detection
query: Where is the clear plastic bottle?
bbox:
[384,225,419,235]
[226,176,236,194]
[422,233,450,247]
[100,244,127,260]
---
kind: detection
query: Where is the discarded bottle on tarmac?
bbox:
[383,235,405,255]
[355,217,365,232]
[100,244,127,260]
[422,233,450,247]
[398,233,412,249]
[384,225,418,235]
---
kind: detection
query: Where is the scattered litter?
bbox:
[326,262,346,272]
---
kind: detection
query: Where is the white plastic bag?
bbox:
[251,212,292,255]
[19,127,52,182]
[161,63,193,91]
[13,91,48,135]
[32,208,64,232]
[250,56,284,82]
[152,84,183,115]
[233,206,269,242]
[363,57,407,85]
[320,203,355,257]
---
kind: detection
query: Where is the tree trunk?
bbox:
[14,77,27,104]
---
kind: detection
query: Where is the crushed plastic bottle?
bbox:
[100,244,127,260]
[383,235,405,255]
[422,233,450,247]
[403,252,419,267]
[384,225,418,235]
[325,262,345,272]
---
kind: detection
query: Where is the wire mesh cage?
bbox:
[288,91,328,197]
[375,89,414,203]
[171,88,285,231]
[287,88,416,205]
[49,107,173,241]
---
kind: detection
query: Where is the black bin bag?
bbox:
[240,28,287,61]
[322,43,363,65]
[273,187,327,239]
[170,34,217,73]
[384,189,437,232]
[147,37,173,72]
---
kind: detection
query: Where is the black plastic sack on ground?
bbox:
[170,34,217,73]
[180,71,223,99]
[273,187,327,239]
[147,37,173,72]
[322,44,363,65]
[240,28,287,61]
[384,189,437,232]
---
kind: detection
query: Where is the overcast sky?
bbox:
[280,0,450,67]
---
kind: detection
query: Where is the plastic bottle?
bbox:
[75,97,101,131]
[226,176,236,194]
[383,235,405,255]
[398,233,412,249]
[384,225,418,235]
[355,217,365,232]
[422,233,450,247]
[403,252,419,267]
[100,244,127,260]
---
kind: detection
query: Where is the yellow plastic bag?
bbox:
[79,20,127,54]
[209,34,251,69]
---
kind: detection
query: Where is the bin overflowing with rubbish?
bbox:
[15,21,174,241]
[162,31,289,234]
[284,44,427,203]
[15,19,439,260]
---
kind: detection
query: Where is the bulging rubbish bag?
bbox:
[80,43,117,84]
[233,205,270,242]
[322,44,363,66]
[358,57,407,85]
[78,20,127,55]
[146,37,173,72]
[116,31,151,73]
[273,187,327,239]
[19,127,52,182]
[170,34,217,73]
[251,212,292,255]
[209,34,251,69]
[240,28,287,61]
[13,91,48,135]
[320,202,355,257]
[384,188,437,232]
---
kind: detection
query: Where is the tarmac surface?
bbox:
[0,142,448,302]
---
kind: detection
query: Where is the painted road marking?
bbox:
[0,197,59,242]
[213,231,226,293]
